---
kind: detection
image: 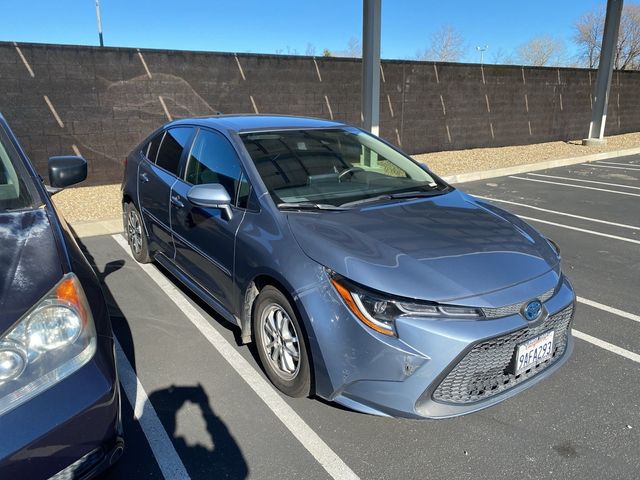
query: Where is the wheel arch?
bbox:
[240,271,324,396]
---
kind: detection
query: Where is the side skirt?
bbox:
[154,252,241,329]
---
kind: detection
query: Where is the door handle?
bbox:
[139,172,149,183]
[171,195,184,208]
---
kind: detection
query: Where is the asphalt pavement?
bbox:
[90,154,640,480]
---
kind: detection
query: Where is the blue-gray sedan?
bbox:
[122,115,575,419]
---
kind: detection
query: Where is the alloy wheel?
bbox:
[127,209,143,255]
[260,303,301,380]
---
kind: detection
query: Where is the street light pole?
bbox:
[362,0,381,136]
[584,0,624,145]
[476,45,488,65]
[95,0,104,47]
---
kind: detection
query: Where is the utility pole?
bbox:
[476,45,488,65]
[362,0,381,137]
[584,0,624,145]
[95,0,104,47]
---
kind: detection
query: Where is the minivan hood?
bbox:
[0,208,63,333]
[287,190,559,303]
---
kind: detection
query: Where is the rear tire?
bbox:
[125,203,151,264]
[253,286,311,398]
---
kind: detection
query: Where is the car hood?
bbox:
[0,208,63,334]
[287,190,559,303]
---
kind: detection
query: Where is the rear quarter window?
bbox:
[144,132,164,162]
[155,127,193,175]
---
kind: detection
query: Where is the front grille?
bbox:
[481,287,555,319]
[432,304,573,404]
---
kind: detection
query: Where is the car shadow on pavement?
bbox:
[71,230,248,479]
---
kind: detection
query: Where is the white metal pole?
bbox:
[96,0,104,47]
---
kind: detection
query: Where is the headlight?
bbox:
[0,273,96,415]
[329,274,483,336]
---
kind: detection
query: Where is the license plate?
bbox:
[514,330,555,375]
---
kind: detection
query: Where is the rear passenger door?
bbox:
[138,127,194,257]
[170,128,251,312]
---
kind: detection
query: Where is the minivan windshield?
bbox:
[0,124,39,211]
[240,127,448,207]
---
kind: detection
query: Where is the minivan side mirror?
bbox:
[48,156,87,192]
[187,183,233,220]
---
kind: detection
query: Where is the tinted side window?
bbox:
[185,129,246,205]
[155,127,193,175]
[145,132,164,162]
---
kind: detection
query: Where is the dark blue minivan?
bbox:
[0,114,122,478]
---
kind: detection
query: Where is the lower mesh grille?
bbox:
[432,304,573,404]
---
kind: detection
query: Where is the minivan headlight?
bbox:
[0,273,96,416]
[329,274,483,336]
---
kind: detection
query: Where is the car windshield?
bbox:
[240,127,447,207]
[0,124,39,211]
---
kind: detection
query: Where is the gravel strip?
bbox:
[52,184,122,223]
[414,132,640,177]
[52,132,640,223]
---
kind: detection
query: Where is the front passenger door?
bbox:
[170,128,250,311]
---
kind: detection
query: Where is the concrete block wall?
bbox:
[1,41,639,186]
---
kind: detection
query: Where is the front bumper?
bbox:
[0,336,122,479]
[300,272,575,419]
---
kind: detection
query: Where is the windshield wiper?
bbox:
[340,187,450,208]
[277,202,348,211]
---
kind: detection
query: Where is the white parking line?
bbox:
[112,234,360,480]
[517,215,640,245]
[474,195,640,231]
[527,173,640,191]
[577,297,640,324]
[572,330,640,364]
[595,160,640,167]
[114,338,190,479]
[509,176,640,198]
[586,164,640,172]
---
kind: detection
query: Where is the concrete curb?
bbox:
[70,218,122,238]
[441,147,640,184]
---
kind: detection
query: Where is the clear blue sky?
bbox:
[0,0,606,62]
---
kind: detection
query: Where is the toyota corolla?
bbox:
[122,115,575,418]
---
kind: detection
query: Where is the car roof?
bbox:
[168,114,348,133]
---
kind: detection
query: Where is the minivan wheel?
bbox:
[253,286,311,397]
[125,203,151,263]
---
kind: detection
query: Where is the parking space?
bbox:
[89,154,639,480]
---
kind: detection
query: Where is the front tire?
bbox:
[253,286,311,397]
[125,203,151,264]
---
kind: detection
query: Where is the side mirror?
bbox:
[48,156,87,192]
[187,183,233,220]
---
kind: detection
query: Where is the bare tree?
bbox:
[574,7,604,68]
[517,35,566,66]
[305,43,317,56]
[491,47,516,65]
[334,37,362,58]
[574,3,640,70]
[417,25,466,62]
